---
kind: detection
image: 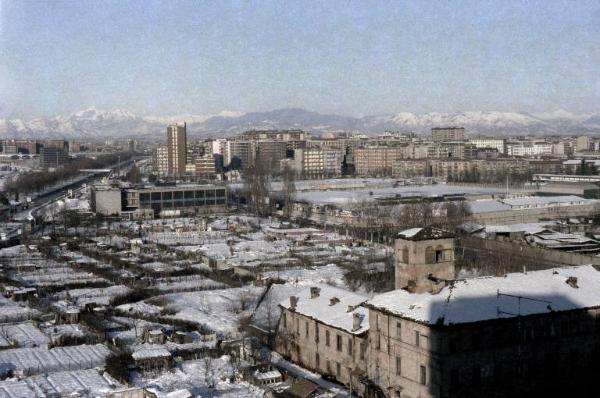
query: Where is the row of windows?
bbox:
[284,314,365,360]
[141,198,226,208]
[139,189,225,202]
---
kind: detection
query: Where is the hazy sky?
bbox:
[1,0,599,118]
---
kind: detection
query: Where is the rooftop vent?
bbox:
[329,297,340,306]
[290,296,298,309]
[566,276,579,289]
[352,313,362,331]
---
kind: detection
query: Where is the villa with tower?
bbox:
[275,227,600,398]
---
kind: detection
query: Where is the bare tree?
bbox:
[243,160,271,216]
[281,163,296,219]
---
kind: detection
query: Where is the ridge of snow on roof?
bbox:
[366,265,600,325]
[398,228,422,238]
[279,284,369,334]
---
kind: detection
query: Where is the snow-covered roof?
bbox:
[501,195,587,208]
[279,285,369,334]
[398,227,453,241]
[365,265,600,326]
[132,345,172,360]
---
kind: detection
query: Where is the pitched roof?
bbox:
[365,265,600,326]
[279,284,369,334]
[398,227,454,241]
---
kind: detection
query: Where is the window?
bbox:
[139,193,150,203]
[195,190,205,198]
[296,319,299,335]
[151,192,161,201]
[184,190,194,199]
[360,342,366,360]
[347,338,353,356]
[395,356,401,376]
[375,333,380,350]
[206,190,215,198]
[315,353,320,369]
[415,331,420,347]
[336,334,342,351]
[325,330,330,346]
[326,360,331,373]
[282,313,286,328]
[315,324,319,342]
[174,191,183,199]
[420,365,427,385]
[305,321,309,338]
[336,362,341,377]
[162,191,172,200]
[396,321,402,339]
[436,249,444,262]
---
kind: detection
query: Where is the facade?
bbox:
[392,159,530,181]
[225,140,255,169]
[167,123,187,177]
[431,127,465,142]
[152,146,169,177]
[40,147,69,168]
[428,142,477,159]
[354,146,404,176]
[293,148,325,179]
[323,149,345,177]
[506,141,553,157]
[276,285,369,392]
[255,141,288,172]
[195,153,217,177]
[91,184,227,216]
[365,265,600,398]
[468,138,505,154]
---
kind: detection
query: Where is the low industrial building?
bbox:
[90,183,227,217]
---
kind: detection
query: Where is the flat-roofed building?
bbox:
[91,184,227,216]
[431,127,465,142]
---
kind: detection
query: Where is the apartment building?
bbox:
[468,138,506,154]
[293,148,325,179]
[152,146,169,177]
[166,123,187,177]
[431,127,465,142]
[354,146,405,176]
[506,141,552,157]
[194,153,217,177]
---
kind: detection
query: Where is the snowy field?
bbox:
[164,286,264,337]
[132,356,263,398]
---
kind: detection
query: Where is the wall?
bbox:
[458,236,600,267]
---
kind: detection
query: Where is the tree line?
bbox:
[5,152,134,197]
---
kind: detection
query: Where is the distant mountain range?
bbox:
[1,107,599,140]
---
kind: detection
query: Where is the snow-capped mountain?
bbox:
[1,107,598,139]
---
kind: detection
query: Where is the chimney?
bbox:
[290,296,298,309]
[329,297,340,306]
[347,305,356,313]
[352,313,361,331]
[566,276,579,289]
[310,287,320,299]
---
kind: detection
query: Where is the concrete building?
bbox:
[468,138,505,154]
[255,140,288,172]
[354,146,404,176]
[195,153,217,177]
[225,140,255,169]
[276,285,369,393]
[167,123,187,177]
[40,146,69,169]
[91,183,227,216]
[293,148,325,179]
[431,127,465,142]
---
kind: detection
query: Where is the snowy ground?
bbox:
[131,356,263,398]
[164,287,264,337]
